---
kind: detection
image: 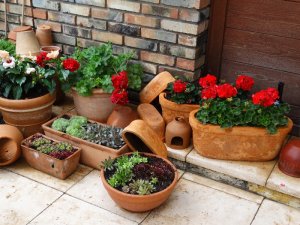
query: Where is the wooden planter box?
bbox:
[21,133,81,179]
[42,114,129,169]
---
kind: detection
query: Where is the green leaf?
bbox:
[12,86,22,99]
[3,84,12,98]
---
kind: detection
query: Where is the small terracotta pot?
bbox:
[100,152,178,212]
[139,71,175,103]
[165,117,192,149]
[72,88,114,123]
[159,93,199,124]
[279,138,300,177]
[8,26,32,42]
[106,105,139,128]
[16,30,40,56]
[36,24,53,46]
[189,110,293,161]
[40,46,61,53]
[122,120,167,158]
[0,93,56,137]
[0,125,23,166]
[137,103,165,140]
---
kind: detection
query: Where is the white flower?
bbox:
[26,67,36,74]
[46,50,59,59]
[0,50,10,61]
[2,57,16,69]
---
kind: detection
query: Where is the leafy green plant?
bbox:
[0,39,15,55]
[31,137,51,148]
[122,179,156,195]
[51,118,70,132]
[69,116,88,127]
[66,125,85,138]
[62,43,143,96]
[56,142,73,152]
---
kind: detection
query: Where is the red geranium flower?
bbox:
[173,80,187,93]
[236,75,254,91]
[111,71,128,89]
[217,83,237,98]
[62,58,80,72]
[199,74,217,88]
[201,86,217,100]
[252,88,279,107]
[110,89,129,105]
[36,52,50,67]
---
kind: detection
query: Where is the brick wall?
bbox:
[0,0,210,82]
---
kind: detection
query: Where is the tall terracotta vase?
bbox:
[36,24,53,46]
[0,93,56,137]
[72,88,114,123]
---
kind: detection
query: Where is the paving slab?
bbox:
[183,172,264,204]
[0,169,62,225]
[166,144,193,161]
[28,194,137,225]
[252,199,300,225]
[142,178,259,225]
[187,149,277,186]
[5,158,92,192]
[267,163,300,199]
[67,170,150,223]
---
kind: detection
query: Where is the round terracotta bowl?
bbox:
[40,46,61,53]
[0,125,23,166]
[100,153,178,212]
[279,139,300,178]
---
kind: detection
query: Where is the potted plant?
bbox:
[159,77,200,123]
[189,74,293,161]
[21,133,81,179]
[42,114,129,168]
[0,49,80,137]
[100,152,178,212]
[60,43,143,122]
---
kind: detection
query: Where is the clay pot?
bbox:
[122,120,167,158]
[72,88,115,123]
[0,93,56,137]
[40,45,61,53]
[16,30,40,56]
[100,152,178,212]
[36,24,53,46]
[139,71,175,103]
[165,117,191,149]
[159,93,199,124]
[189,110,293,161]
[106,105,139,128]
[137,103,165,140]
[8,26,32,42]
[21,133,81,179]
[0,125,23,166]
[279,138,300,177]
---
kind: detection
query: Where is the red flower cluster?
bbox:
[111,71,128,89]
[199,74,217,88]
[110,71,129,105]
[217,83,238,98]
[252,88,279,107]
[201,85,217,99]
[173,80,187,93]
[62,58,80,72]
[236,75,254,91]
[36,52,50,67]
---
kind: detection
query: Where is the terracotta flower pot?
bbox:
[189,110,293,161]
[8,26,32,42]
[16,30,40,56]
[100,152,178,212]
[279,138,300,177]
[40,46,61,53]
[159,92,199,124]
[0,93,56,137]
[36,24,53,46]
[0,125,23,166]
[21,133,81,179]
[106,105,139,128]
[72,88,114,123]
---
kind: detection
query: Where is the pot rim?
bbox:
[71,87,111,96]
[159,92,199,112]
[100,152,178,199]
[189,109,293,136]
[0,92,56,110]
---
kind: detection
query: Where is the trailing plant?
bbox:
[196,74,290,134]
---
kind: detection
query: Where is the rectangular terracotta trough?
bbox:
[42,114,129,169]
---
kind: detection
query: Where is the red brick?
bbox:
[176,56,205,71]
[142,4,178,19]
[141,51,175,66]
[141,28,176,43]
[92,30,123,45]
[33,8,47,19]
[107,0,140,13]
[124,13,159,28]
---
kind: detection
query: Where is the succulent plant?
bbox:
[51,118,70,132]
[56,142,73,152]
[123,179,156,195]
[37,144,56,154]
[66,126,85,138]
[69,116,88,128]
[31,137,51,148]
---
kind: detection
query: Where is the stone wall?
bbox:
[0,0,210,81]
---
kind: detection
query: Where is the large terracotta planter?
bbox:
[0,93,56,137]
[100,153,178,212]
[21,133,81,179]
[159,93,199,124]
[42,114,129,169]
[72,88,114,123]
[279,138,300,177]
[189,110,293,161]
[0,125,23,166]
